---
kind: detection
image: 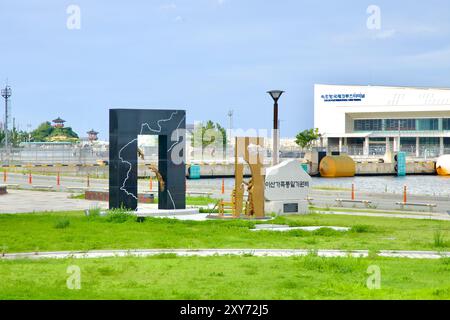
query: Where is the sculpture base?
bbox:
[265,200,309,216]
[135,207,200,217]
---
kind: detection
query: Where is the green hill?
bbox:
[31,122,79,143]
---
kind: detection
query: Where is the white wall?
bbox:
[314,84,450,136]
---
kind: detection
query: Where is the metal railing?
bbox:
[0,145,108,166]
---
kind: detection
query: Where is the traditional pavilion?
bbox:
[52,117,66,128]
[87,129,99,142]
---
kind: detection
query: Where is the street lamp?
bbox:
[267,90,284,165]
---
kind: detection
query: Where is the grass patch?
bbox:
[0,211,449,253]
[105,208,134,224]
[54,217,71,229]
[351,225,377,233]
[434,229,447,248]
[72,194,216,206]
[69,194,85,200]
[0,255,449,299]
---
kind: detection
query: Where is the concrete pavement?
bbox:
[318,210,450,221]
[1,248,449,260]
[0,189,108,213]
[5,172,450,213]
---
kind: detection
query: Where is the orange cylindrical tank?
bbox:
[436,155,450,176]
[319,155,356,178]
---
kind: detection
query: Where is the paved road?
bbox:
[0,189,160,214]
[319,210,450,221]
[307,189,450,214]
[0,189,107,213]
[2,248,449,260]
[3,172,450,214]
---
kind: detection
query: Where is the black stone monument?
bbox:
[109,109,186,210]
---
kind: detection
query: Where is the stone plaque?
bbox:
[283,203,299,213]
[265,159,312,201]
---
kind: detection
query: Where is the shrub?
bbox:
[312,227,343,237]
[106,207,134,223]
[434,230,446,248]
[85,206,102,221]
[350,224,375,233]
[89,206,101,217]
[54,217,70,229]
[106,211,133,223]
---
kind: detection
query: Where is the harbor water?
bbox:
[188,175,450,197]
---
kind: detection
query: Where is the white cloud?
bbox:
[174,16,184,23]
[160,3,177,10]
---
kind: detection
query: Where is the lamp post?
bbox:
[267,90,284,166]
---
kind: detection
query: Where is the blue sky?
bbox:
[1,0,450,139]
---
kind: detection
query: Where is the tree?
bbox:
[295,128,322,150]
[0,128,28,147]
[191,120,227,158]
[31,122,53,142]
[10,127,28,147]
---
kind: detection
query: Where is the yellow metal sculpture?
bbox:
[138,148,165,192]
[233,137,265,219]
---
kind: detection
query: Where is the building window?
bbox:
[354,119,383,131]
[420,137,439,146]
[385,119,416,131]
[417,119,439,131]
[443,118,450,130]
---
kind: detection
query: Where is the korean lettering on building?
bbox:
[265,180,310,189]
[321,93,366,102]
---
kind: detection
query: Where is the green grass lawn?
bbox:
[0,211,449,253]
[1,255,449,299]
[69,194,217,206]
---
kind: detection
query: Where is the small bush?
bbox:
[350,225,375,233]
[106,212,133,223]
[106,208,134,223]
[85,207,101,221]
[54,218,70,229]
[434,230,446,248]
[89,207,101,217]
[312,228,343,237]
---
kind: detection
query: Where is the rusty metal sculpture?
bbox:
[234,137,265,218]
[138,148,165,192]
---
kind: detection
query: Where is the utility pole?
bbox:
[1,85,12,149]
[227,110,234,159]
[27,123,32,142]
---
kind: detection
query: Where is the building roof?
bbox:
[315,83,450,91]
[52,117,66,123]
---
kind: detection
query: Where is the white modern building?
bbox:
[314,84,450,158]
